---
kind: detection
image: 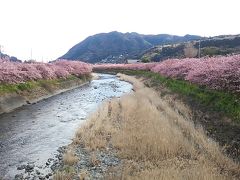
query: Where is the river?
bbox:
[0,74,132,179]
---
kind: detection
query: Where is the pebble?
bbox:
[39,175,45,180]
[26,101,31,104]
[25,163,35,172]
[17,164,26,170]
[36,169,41,175]
[15,173,23,180]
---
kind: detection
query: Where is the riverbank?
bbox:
[0,74,132,179]
[0,75,91,115]
[129,70,240,161]
[95,69,240,161]
[54,73,240,180]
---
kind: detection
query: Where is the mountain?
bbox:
[59,31,201,63]
[0,52,21,62]
[141,34,240,62]
[142,34,201,46]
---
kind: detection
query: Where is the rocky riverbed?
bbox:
[0,74,132,179]
[51,145,121,180]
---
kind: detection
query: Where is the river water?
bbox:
[0,74,132,179]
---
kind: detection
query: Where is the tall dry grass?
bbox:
[53,171,72,180]
[63,150,78,166]
[73,74,240,179]
[116,73,144,91]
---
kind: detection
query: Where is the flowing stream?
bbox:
[0,74,132,179]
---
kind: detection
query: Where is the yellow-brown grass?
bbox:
[90,152,100,166]
[78,170,89,180]
[117,73,144,91]
[72,74,240,179]
[53,171,72,180]
[63,150,78,166]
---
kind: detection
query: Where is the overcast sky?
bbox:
[0,0,239,61]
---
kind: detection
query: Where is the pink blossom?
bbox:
[93,55,240,93]
[0,60,92,84]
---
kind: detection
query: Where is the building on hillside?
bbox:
[127,59,140,64]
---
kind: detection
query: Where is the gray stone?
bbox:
[48,158,53,162]
[36,169,41,175]
[25,163,35,172]
[14,173,23,180]
[17,165,26,170]
[39,175,45,180]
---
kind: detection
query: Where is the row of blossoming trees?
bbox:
[0,60,92,84]
[1,55,239,93]
[94,55,240,94]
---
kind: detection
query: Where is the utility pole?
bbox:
[198,40,201,58]
[0,45,4,59]
[30,48,32,60]
[0,45,2,59]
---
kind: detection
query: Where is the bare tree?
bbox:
[184,42,198,58]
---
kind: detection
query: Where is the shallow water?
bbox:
[0,74,132,179]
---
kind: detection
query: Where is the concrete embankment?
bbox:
[0,76,91,115]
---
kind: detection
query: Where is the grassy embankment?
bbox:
[99,69,240,122]
[55,73,240,180]
[0,75,90,95]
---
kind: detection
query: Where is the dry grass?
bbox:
[117,73,144,91]
[90,152,100,166]
[72,74,240,179]
[63,150,78,166]
[53,171,72,180]
[78,170,89,180]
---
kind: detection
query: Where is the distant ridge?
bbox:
[0,51,21,62]
[59,31,201,63]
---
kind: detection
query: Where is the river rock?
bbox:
[15,173,23,179]
[50,162,60,171]
[57,154,63,160]
[36,169,41,175]
[25,174,30,179]
[26,101,31,104]
[39,175,45,180]
[17,164,26,170]
[25,163,35,172]
[48,158,54,162]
